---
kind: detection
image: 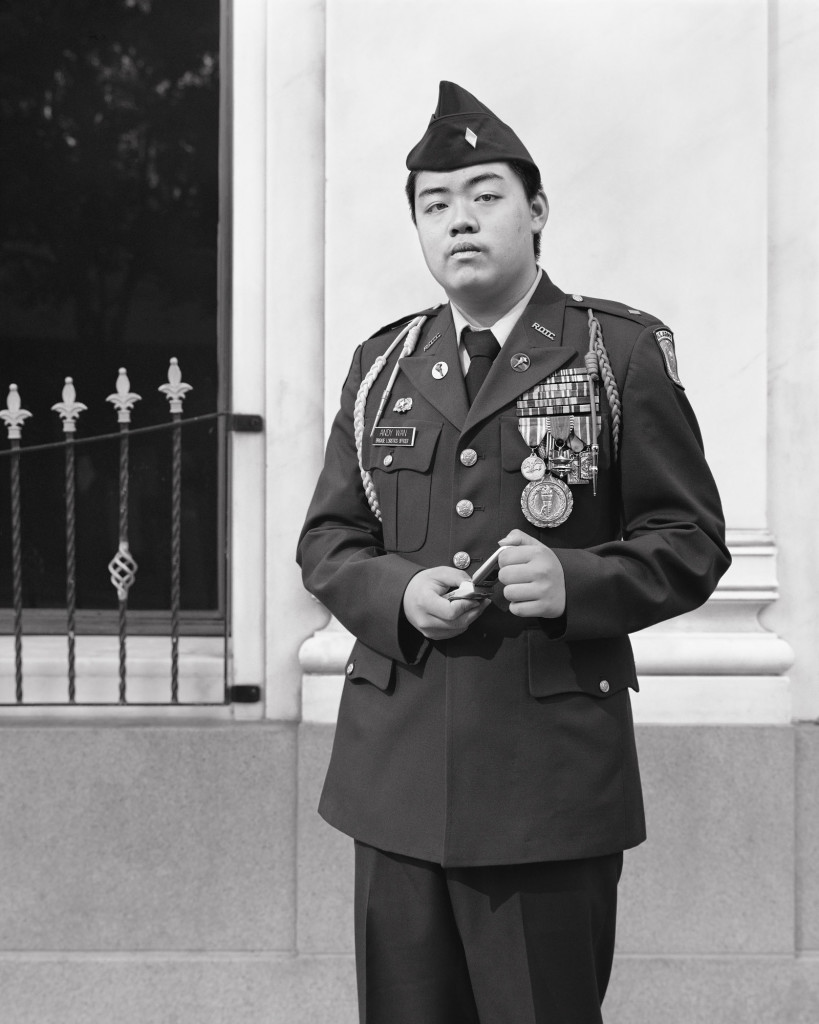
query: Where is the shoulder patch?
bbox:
[653,328,684,388]
[367,303,444,340]
[565,293,660,326]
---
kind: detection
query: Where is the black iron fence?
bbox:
[0,361,243,707]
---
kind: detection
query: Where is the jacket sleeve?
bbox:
[296,344,426,663]
[553,326,731,640]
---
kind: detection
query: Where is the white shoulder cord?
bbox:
[354,315,428,521]
[585,309,622,461]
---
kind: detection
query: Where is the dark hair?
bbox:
[405,159,544,260]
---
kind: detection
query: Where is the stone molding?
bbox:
[299,530,794,724]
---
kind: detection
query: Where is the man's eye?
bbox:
[424,202,447,213]
[476,193,498,203]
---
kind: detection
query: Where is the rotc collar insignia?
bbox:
[654,329,684,388]
[516,367,602,528]
[392,397,413,413]
[532,322,556,340]
[431,361,448,379]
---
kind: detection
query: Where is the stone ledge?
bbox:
[0,953,814,1024]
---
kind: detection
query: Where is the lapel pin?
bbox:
[432,361,448,379]
[511,353,531,373]
[393,397,413,413]
[423,332,442,352]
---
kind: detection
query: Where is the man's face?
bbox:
[412,162,548,313]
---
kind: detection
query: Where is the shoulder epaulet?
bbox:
[565,293,661,327]
[366,303,444,341]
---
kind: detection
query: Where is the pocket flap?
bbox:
[526,629,637,699]
[363,421,442,473]
[344,639,394,692]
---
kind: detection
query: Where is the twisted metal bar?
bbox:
[170,415,182,702]
[159,358,192,704]
[10,441,23,702]
[117,423,129,704]
[1,384,31,701]
[65,437,77,702]
[106,369,141,705]
[53,377,86,703]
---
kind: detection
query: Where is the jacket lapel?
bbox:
[463,275,574,433]
[399,308,469,430]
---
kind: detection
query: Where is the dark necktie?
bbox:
[462,328,500,404]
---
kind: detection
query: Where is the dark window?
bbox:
[0,0,223,632]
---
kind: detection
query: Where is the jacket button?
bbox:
[599,680,610,694]
[382,454,393,466]
[346,662,355,675]
[456,499,474,518]
[453,551,471,569]
[460,448,478,467]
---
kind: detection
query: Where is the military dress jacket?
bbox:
[297,272,730,868]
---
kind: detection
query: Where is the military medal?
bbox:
[516,367,602,527]
[520,452,546,480]
[518,411,549,484]
[521,476,573,528]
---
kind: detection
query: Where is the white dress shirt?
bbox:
[450,268,543,373]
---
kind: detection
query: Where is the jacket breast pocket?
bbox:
[526,629,638,700]
[363,421,441,552]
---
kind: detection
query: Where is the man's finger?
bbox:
[498,544,535,568]
[497,528,534,547]
[503,582,544,604]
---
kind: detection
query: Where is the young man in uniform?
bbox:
[297,82,730,1024]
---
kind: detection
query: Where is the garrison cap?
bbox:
[406,81,540,177]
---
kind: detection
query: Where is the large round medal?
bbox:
[521,476,573,528]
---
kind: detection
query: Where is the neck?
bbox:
[450,266,538,329]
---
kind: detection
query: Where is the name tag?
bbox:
[372,426,416,446]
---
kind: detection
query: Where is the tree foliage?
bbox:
[0,0,220,348]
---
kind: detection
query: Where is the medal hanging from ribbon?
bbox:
[516,368,601,528]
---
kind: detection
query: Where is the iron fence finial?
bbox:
[52,377,88,434]
[159,357,193,415]
[1,384,32,440]
[106,368,142,424]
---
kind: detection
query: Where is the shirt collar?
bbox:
[451,268,543,348]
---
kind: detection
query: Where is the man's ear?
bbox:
[531,189,549,231]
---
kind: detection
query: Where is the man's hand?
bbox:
[403,567,489,640]
[497,530,566,618]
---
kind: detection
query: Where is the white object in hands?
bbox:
[445,547,503,601]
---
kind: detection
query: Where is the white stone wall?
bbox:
[294,0,807,724]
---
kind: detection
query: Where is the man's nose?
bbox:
[449,200,478,234]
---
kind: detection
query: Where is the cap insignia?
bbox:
[465,127,477,148]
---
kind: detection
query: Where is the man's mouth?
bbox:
[450,243,481,256]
